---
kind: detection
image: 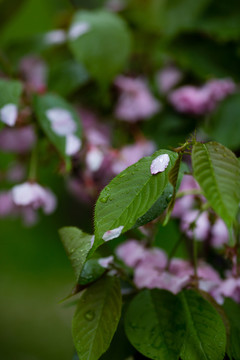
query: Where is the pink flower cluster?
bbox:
[0,182,56,225]
[169,78,236,115]
[67,107,155,203]
[114,76,161,122]
[172,175,229,248]
[117,239,240,304]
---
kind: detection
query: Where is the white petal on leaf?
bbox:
[68,22,90,40]
[102,225,124,241]
[44,30,67,45]
[46,108,77,136]
[65,134,81,156]
[0,104,18,126]
[150,154,170,174]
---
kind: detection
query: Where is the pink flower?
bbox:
[156,65,182,94]
[180,210,210,241]
[211,218,229,248]
[112,140,155,174]
[0,126,36,153]
[116,240,149,268]
[12,182,57,214]
[204,78,236,102]
[172,175,200,217]
[0,191,15,217]
[169,78,236,115]
[169,85,214,115]
[98,255,114,268]
[212,277,240,304]
[19,56,47,93]
[115,76,161,122]
[80,108,111,147]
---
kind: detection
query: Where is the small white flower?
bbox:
[68,22,90,40]
[65,134,81,155]
[98,255,114,268]
[0,104,18,126]
[102,225,124,241]
[150,154,170,174]
[86,147,104,172]
[46,108,77,136]
[44,30,67,45]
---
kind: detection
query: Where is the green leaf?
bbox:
[204,94,240,151]
[223,298,240,360]
[125,0,209,36]
[0,78,22,109]
[78,258,105,286]
[124,289,186,360]
[132,182,173,229]
[179,289,226,360]
[34,93,82,160]
[68,10,131,83]
[48,60,89,97]
[94,149,178,250]
[59,227,93,281]
[192,141,240,228]
[73,276,122,360]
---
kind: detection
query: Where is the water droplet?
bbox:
[119,173,126,178]
[100,195,109,203]
[84,310,95,321]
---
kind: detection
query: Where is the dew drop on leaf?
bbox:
[84,310,95,321]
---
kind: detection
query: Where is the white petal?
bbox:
[86,147,104,172]
[0,104,18,126]
[46,108,77,136]
[65,134,81,156]
[68,22,90,40]
[150,154,170,174]
[44,30,67,44]
[102,225,124,242]
[12,182,36,206]
[98,255,114,268]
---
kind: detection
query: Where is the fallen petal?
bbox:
[150,154,170,174]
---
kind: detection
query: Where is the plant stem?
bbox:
[193,234,198,281]
[28,142,38,181]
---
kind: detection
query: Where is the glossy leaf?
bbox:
[223,298,240,360]
[73,276,122,360]
[68,10,131,83]
[78,258,105,286]
[124,289,186,360]
[94,149,178,250]
[59,227,93,281]
[179,289,226,360]
[34,93,82,159]
[132,182,173,229]
[0,78,22,108]
[192,141,240,227]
